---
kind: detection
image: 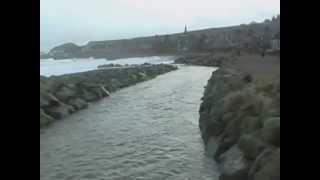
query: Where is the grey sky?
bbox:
[40,0,280,51]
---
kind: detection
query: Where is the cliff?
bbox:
[40,64,178,127]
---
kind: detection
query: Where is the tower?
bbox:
[184,25,188,34]
[178,25,189,52]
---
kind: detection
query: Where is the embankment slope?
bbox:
[40,64,177,127]
[199,54,280,180]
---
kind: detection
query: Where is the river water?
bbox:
[40,65,219,180]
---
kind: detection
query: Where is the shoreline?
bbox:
[40,64,178,128]
[198,53,280,180]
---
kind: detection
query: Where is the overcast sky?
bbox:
[40,0,280,51]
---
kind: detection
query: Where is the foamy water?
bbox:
[40,56,177,77]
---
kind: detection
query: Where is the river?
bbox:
[40,65,219,180]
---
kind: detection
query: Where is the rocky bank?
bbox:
[174,52,240,67]
[40,64,177,128]
[199,58,280,179]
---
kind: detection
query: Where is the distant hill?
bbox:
[43,15,280,60]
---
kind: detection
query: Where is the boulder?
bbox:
[81,89,100,102]
[86,86,110,99]
[258,117,280,146]
[68,98,88,110]
[253,149,280,180]
[130,74,138,81]
[137,72,147,79]
[248,148,275,180]
[45,104,72,119]
[201,119,223,145]
[218,145,249,180]
[215,134,238,160]
[110,79,122,89]
[238,134,268,160]
[47,93,63,106]
[40,109,54,127]
[206,137,219,158]
[40,94,50,107]
[54,86,77,101]
[239,116,262,135]
[100,86,111,97]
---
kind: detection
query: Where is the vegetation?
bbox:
[199,53,280,180]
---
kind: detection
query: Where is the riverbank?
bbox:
[174,51,244,67]
[41,65,220,180]
[199,54,280,179]
[40,64,178,128]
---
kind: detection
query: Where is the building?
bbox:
[177,26,189,52]
[271,39,280,50]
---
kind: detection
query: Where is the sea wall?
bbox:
[199,66,280,179]
[40,64,177,128]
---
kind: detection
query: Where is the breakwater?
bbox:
[40,65,220,180]
[199,65,280,180]
[40,64,177,127]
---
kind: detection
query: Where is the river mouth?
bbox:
[40,65,219,180]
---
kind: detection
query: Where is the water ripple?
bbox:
[40,66,219,180]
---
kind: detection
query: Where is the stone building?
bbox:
[271,39,280,50]
[177,26,189,52]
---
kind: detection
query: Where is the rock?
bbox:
[100,86,111,97]
[45,104,72,119]
[47,93,63,106]
[41,93,64,108]
[248,148,275,180]
[110,78,122,89]
[238,134,268,160]
[130,74,138,81]
[253,149,280,180]
[68,98,88,110]
[206,137,219,158]
[258,117,280,146]
[85,86,110,99]
[201,119,223,145]
[239,116,262,135]
[40,94,50,107]
[198,58,280,180]
[54,86,77,101]
[137,72,147,79]
[39,64,177,127]
[218,145,249,180]
[40,109,54,127]
[215,134,238,160]
[81,89,100,102]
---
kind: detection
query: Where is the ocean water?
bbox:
[40,56,177,77]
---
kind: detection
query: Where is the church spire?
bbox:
[184,25,188,34]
